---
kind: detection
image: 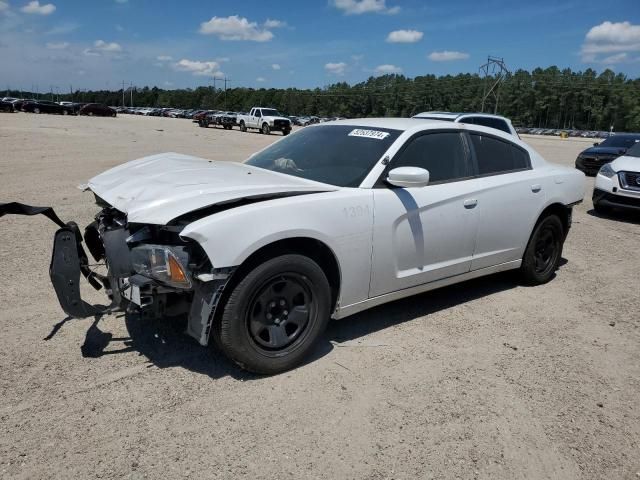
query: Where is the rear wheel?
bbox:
[520,215,564,285]
[282,129,290,136]
[214,254,331,374]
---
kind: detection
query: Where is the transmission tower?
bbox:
[479,56,510,114]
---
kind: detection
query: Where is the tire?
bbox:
[593,202,611,215]
[282,129,290,136]
[215,254,331,374]
[262,123,271,135]
[240,122,247,132]
[34,108,40,114]
[62,110,68,116]
[88,112,93,116]
[520,214,564,285]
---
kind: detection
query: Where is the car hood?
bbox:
[87,152,336,225]
[264,116,290,122]
[611,155,640,172]
[580,146,627,157]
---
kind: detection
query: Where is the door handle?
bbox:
[531,184,542,193]
[463,199,478,209]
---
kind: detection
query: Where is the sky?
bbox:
[0,0,639,93]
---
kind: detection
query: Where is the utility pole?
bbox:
[130,82,133,107]
[479,56,510,114]
[122,80,125,107]
[224,77,230,111]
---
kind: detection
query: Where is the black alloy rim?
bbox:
[534,225,558,274]
[246,273,314,353]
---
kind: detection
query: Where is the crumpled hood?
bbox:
[88,152,335,225]
[581,146,627,157]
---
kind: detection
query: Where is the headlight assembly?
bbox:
[131,244,191,288]
[598,163,616,178]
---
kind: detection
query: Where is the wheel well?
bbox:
[538,203,571,237]
[211,238,341,337]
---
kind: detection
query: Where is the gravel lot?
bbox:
[1,113,639,480]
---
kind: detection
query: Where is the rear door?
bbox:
[369,131,479,297]
[464,131,544,270]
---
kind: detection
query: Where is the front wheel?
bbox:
[215,254,331,374]
[520,215,564,285]
[240,122,247,132]
[262,123,270,135]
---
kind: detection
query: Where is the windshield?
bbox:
[245,125,402,187]
[260,109,282,117]
[600,135,640,149]
[626,142,640,158]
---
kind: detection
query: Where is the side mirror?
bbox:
[386,167,430,188]
[593,142,599,147]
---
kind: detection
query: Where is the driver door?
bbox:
[369,131,480,298]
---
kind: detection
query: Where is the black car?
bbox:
[23,100,75,115]
[78,103,117,117]
[0,100,15,112]
[575,133,640,175]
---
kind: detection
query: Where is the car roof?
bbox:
[328,117,451,131]
[413,111,511,121]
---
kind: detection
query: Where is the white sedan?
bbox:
[593,141,640,213]
[46,118,584,373]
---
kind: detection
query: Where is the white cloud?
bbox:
[46,41,68,49]
[174,58,224,78]
[115,24,124,31]
[325,62,347,75]
[156,55,172,61]
[264,18,286,28]
[581,21,640,63]
[374,64,402,75]
[602,53,629,64]
[83,40,122,56]
[256,77,266,82]
[199,15,274,42]
[386,29,423,43]
[331,0,399,15]
[21,1,55,15]
[428,50,470,61]
[0,1,9,12]
[271,63,281,70]
[94,40,121,52]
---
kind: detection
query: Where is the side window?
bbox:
[391,132,470,183]
[469,133,530,176]
[469,117,510,134]
[256,109,262,117]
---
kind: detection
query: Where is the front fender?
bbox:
[180,189,375,308]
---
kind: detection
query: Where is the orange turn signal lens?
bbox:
[167,253,188,284]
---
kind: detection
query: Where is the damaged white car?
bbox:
[8,119,585,374]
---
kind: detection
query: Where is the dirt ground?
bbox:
[1,113,639,480]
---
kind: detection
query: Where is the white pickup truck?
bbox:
[238,107,292,135]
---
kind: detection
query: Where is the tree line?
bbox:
[8,66,640,131]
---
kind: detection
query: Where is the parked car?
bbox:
[237,107,292,135]
[22,100,75,115]
[199,111,237,129]
[412,112,518,137]
[0,100,15,112]
[40,118,584,374]
[78,103,117,117]
[593,141,640,213]
[575,133,640,175]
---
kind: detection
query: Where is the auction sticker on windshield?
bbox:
[348,129,391,140]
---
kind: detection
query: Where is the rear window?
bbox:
[470,133,530,175]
